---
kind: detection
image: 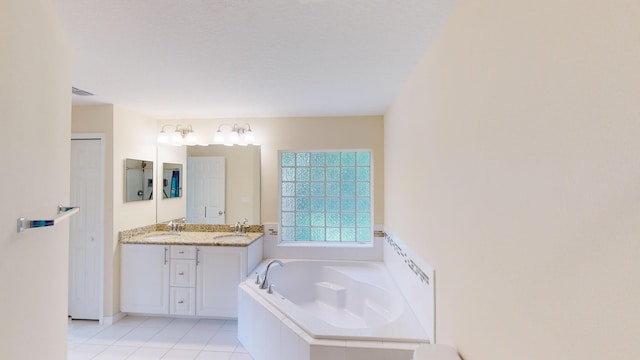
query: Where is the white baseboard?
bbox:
[101,312,126,326]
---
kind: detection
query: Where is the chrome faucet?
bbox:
[234,218,249,234]
[259,259,283,290]
[167,218,185,232]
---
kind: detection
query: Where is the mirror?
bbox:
[162,163,183,199]
[155,145,261,224]
[124,158,154,201]
[187,145,261,225]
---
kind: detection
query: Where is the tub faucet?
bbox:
[259,259,283,290]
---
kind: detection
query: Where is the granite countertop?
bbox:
[120,231,263,247]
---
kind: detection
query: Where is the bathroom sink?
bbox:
[144,233,180,241]
[214,234,248,241]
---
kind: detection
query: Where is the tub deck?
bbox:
[238,259,429,360]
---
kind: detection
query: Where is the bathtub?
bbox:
[238,259,429,360]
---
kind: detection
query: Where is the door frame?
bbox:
[70,133,105,323]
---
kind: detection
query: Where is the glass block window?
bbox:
[280,151,372,243]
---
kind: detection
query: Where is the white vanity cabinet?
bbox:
[120,244,170,314]
[196,246,246,317]
[120,236,263,318]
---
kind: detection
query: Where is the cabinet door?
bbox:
[121,244,170,314]
[196,246,246,317]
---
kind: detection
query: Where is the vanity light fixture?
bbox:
[212,123,256,146]
[157,124,197,146]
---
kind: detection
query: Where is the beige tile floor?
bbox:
[68,316,253,360]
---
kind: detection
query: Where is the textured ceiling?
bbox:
[52,0,456,119]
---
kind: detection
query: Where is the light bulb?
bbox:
[213,130,224,143]
[185,132,197,146]
[157,131,168,144]
[170,131,182,146]
[229,131,239,144]
[244,129,255,144]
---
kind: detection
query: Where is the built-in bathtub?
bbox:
[238,259,429,360]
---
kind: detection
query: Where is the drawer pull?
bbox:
[179,251,184,254]
[178,300,184,304]
[178,272,184,275]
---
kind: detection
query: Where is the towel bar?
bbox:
[17,205,80,233]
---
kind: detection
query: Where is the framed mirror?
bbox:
[162,163,183,199]
[124,158,154,202]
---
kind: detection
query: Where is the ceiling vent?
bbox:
[72,87,94,96]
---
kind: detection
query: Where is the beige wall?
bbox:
[112,106,158,315]
[0,0,71,358]
[384,0,640,359]
[113,106,158,231]
[171,116,384,224]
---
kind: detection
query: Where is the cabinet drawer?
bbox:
[170,259,196,287]
[170,287,195,316]
[171,245,196,259]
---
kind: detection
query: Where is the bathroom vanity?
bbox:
[120,231,263,318]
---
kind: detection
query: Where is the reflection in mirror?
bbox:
[187,145,261,224]
[125,159,154,202]
[187,156,225,224]
[156,145,187,223]
[162,163,183,199]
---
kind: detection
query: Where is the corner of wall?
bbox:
[382,228,435,344]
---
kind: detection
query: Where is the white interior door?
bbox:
[69,138,103,320]
[187,156,225,224]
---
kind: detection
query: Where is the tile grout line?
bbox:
[165,318,216,357]
[90,317,147,359]
[69,317,252,360]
